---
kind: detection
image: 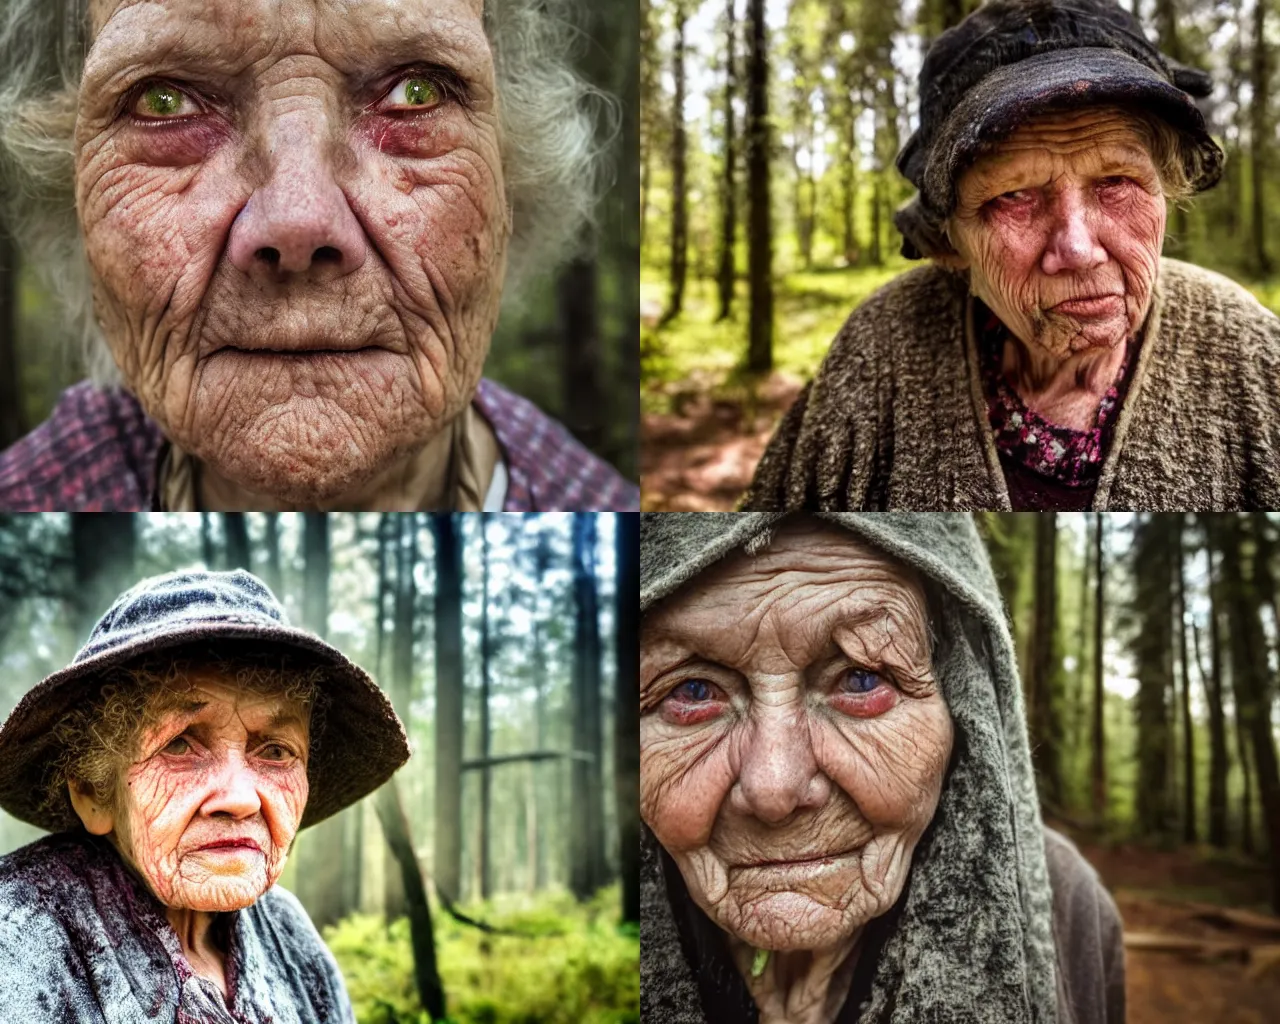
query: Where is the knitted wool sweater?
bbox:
[740,259,1280,511]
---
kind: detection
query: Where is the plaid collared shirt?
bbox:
[0,379,637,511]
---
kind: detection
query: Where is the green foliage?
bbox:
[325,886,639,1024]
[642,262,907,410]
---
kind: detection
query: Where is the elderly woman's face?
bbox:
[948,108,1166,359]
[96,672,310,911]
[640,521,953,952]
[75,0,505,502]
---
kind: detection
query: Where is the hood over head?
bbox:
[639,512,1056,1024]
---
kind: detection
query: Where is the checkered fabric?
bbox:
[0,378,637,511]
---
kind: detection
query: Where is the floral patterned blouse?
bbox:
[978,306,1134,488]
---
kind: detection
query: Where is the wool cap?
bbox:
[895,0,1224,259]
[0,569,409,832]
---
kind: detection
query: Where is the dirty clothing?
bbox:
[0,378,638,512]
[640,513,1126,1023]
[0,830,355,1024]
[741,260,1280,511]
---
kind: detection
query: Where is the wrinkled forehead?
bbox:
[140,669,311,737]
[86,0,487,64]
[644,518,932,664]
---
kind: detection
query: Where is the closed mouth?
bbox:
[220,344,382,356]
[738,847,860,869]
[196,838,262,853]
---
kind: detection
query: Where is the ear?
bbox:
[68,780,115,836]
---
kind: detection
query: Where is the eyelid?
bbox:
[373,65,470,113]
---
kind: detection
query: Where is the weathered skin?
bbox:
[69,671,310,998]
[947,108,1167,430]
[76,0,506,508]
[640,520,953,1024]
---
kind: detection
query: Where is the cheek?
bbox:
[348,124,507,312]
[261,768,309,845]
[640,719,735,852]
[961,219,1044,310]
[815,698,953,828]
[1101,197,1166,287]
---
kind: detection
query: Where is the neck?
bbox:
[1001,334,1129,431]
[196,420,457,511]
[731,933,863,1024]
[166,906,228,999]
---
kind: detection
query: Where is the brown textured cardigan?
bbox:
[741,258,1280,511]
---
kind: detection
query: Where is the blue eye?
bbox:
[675,680,714,702]
[840,669,883,694]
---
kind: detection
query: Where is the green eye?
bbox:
[402,78,440,107]
[141,84,184,117]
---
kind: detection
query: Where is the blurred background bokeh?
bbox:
[0,0,639,484]
[976,512,1280,1024]
[640,0,1280,509]
[0,512,640,1024]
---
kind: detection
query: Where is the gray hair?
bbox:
[0,0,614,384]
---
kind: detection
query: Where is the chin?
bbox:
[724,892,864,952]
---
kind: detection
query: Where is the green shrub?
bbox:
[324,886,639,1024]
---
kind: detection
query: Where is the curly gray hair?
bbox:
[0,0,613,383]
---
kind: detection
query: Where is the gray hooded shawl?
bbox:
[640,513,1122,1024]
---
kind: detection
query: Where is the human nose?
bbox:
[227,109,367,279]
[730,701,829,825]
[201,751,263,820]
[1040,189,1107,275]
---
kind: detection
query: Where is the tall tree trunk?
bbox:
[1196,530,1229,847]
[70,515,138,638]
[840,111,859,265]
[615,512,640,924]
[570,513,605,899]
[1028,513,1063,807]
[1091,513,1107,822]
[1133,514,1174,838]
[559,257,605,457]
[261,513,283,597]
[1153,0,1189,255]
[431,513,465,903]
[0,226,24,450]
[200,513,216,569]
[716,0,737,321]
[1220,514,1280,908]
[746,0,774,371]
[528,520,552,891]
[478,513,493,900]
[222,513,252,572]
[1250,0,1273,274]
[663,0,689,323]
[384,514,419,921]
[295,513,351,928]
[375,780,447,1021]
[1174,514,1196,842]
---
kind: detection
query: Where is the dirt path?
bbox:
[641,374,800,510]
[1065,835,1280,1023]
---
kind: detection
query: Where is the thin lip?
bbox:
[195,838,263,853]
[217,344,383,356]
[1051,294,1123,309]
[736,847,861,870]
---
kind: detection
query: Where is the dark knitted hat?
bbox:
[0,569,409,832]
[895,0,1224,259]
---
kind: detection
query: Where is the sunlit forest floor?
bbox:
[640,263,1280,510]
[323,885,638,1024]
[1057,825,1280,1024]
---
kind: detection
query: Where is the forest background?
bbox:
[978,512,1280,1022]
[0,512,640,1024]
[0,0,640,485]
[640,0,1280,509]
